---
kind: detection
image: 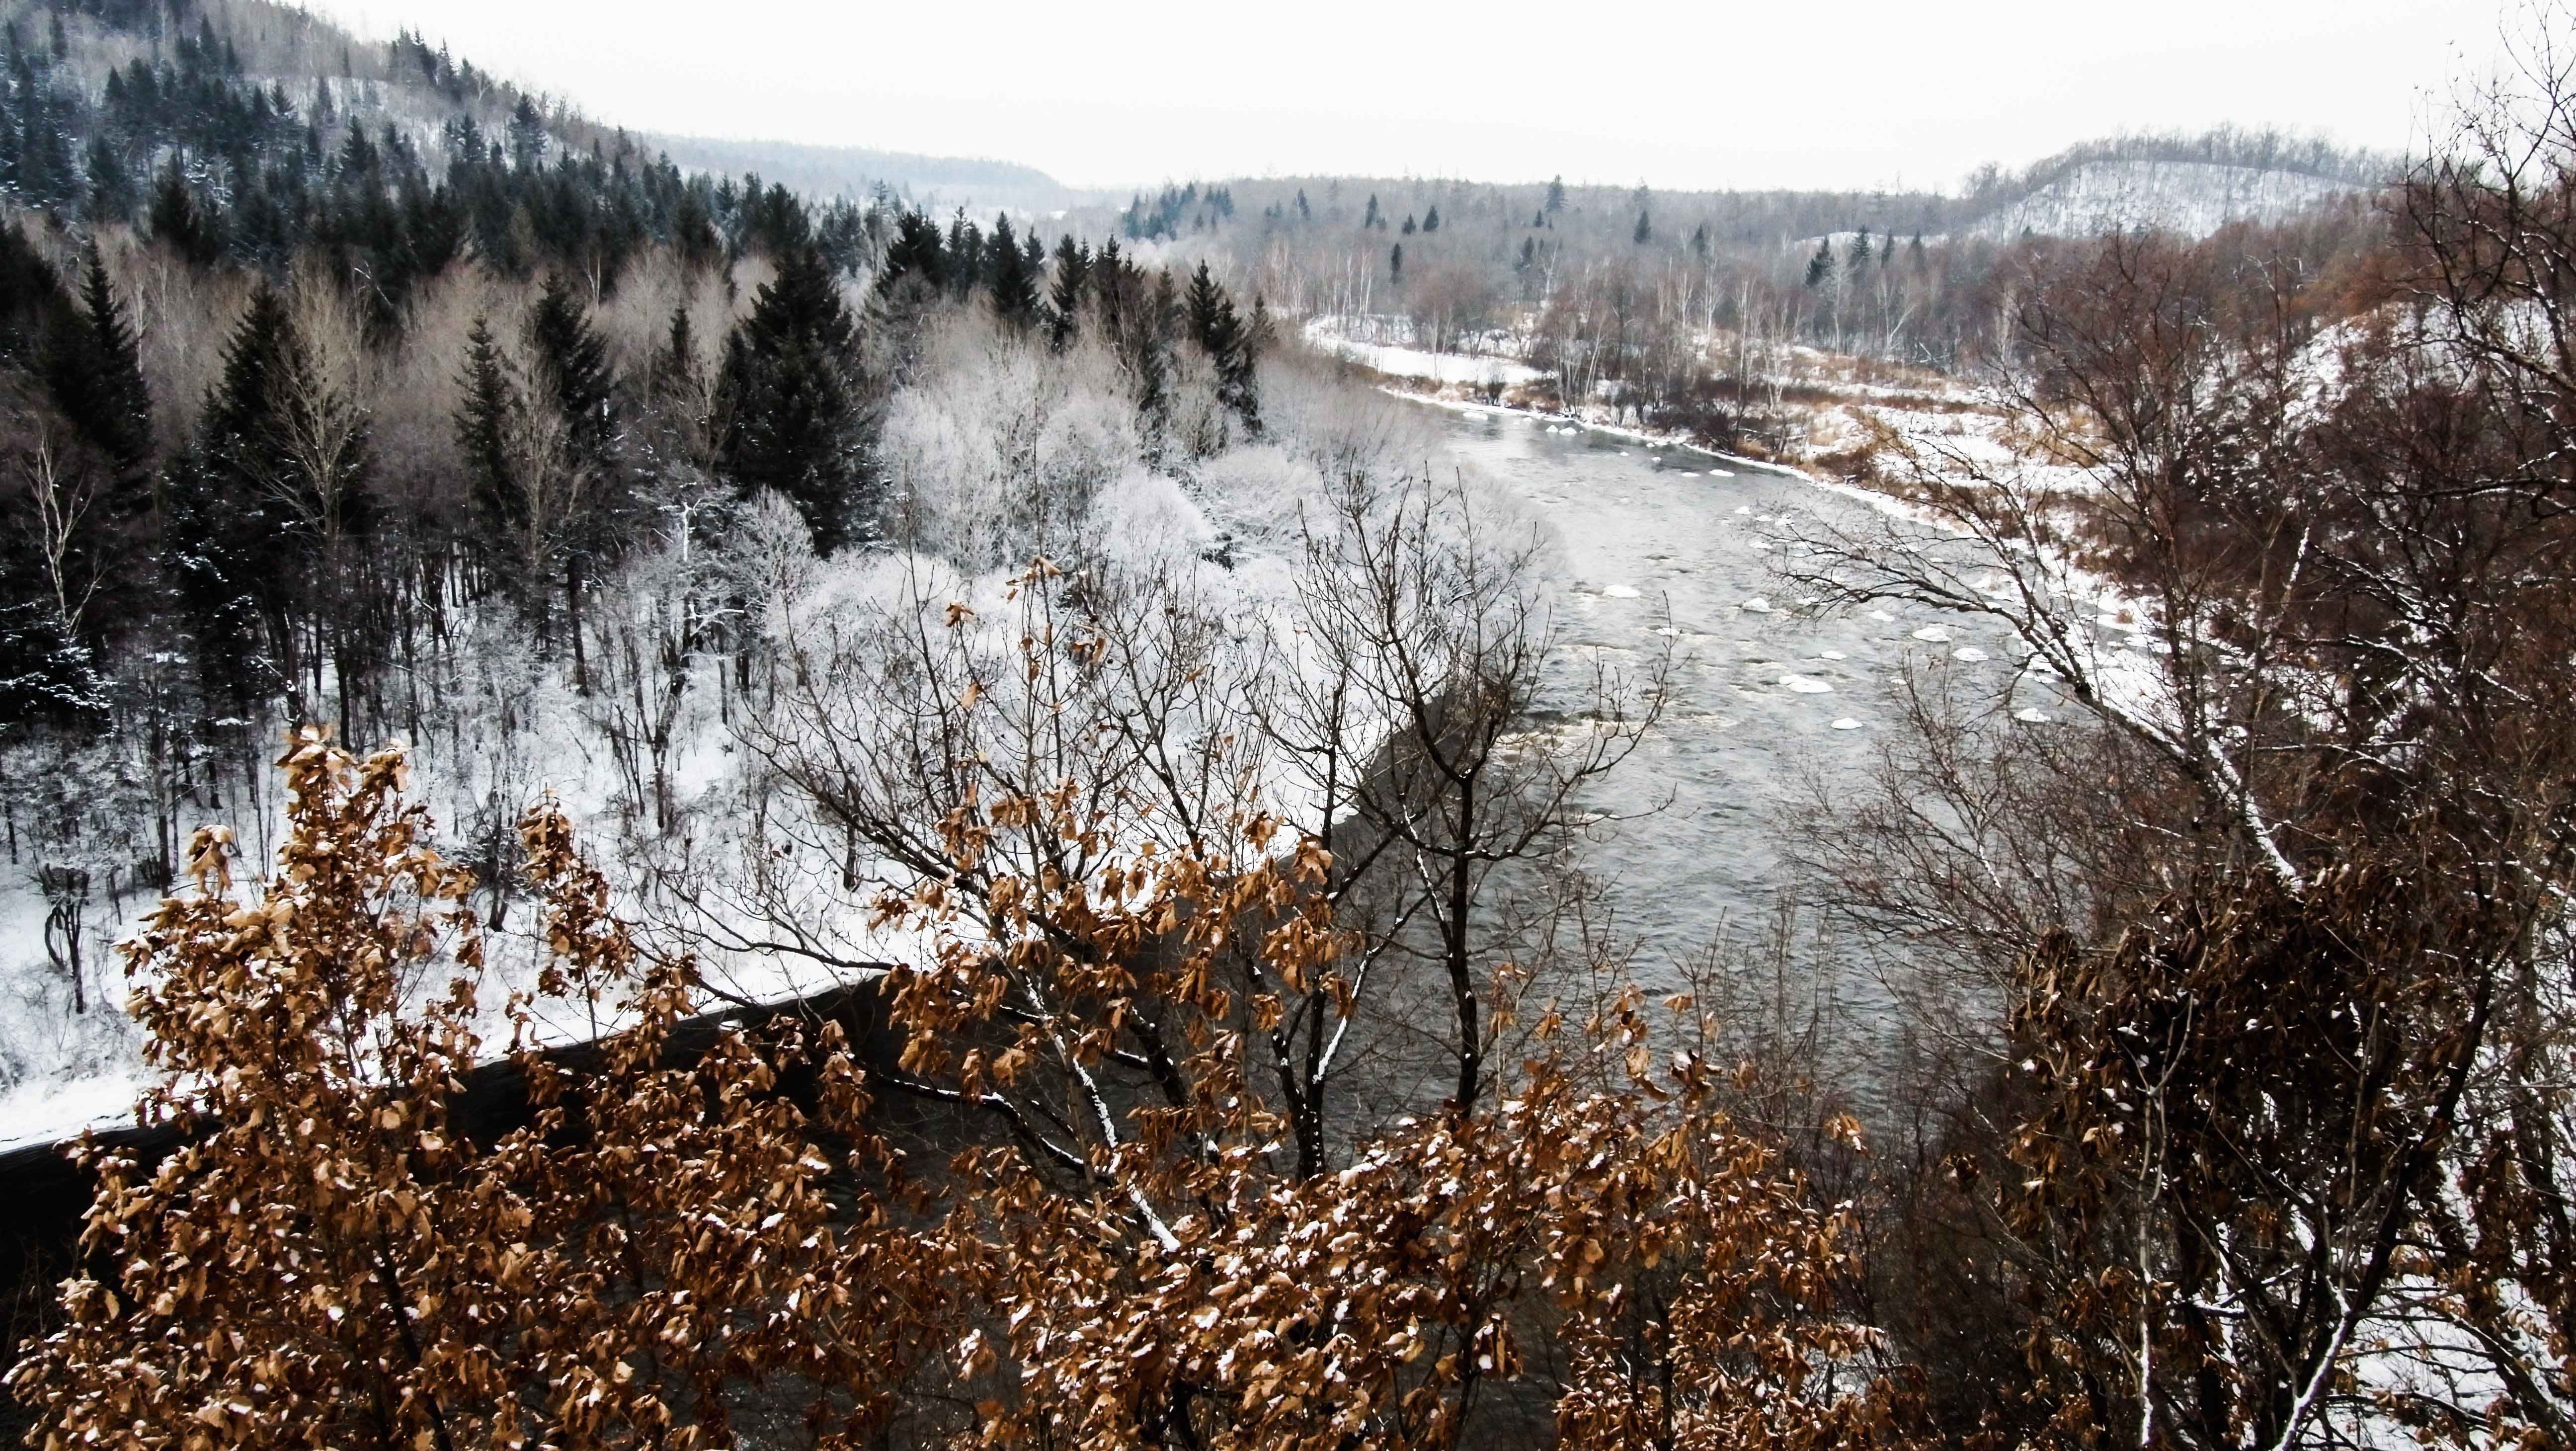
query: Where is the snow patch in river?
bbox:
[2014,707,2052,723]
[1740,597,1774,613]
[1910,625,1953,642]
[1603,584,1642,598]
[1831,718,1864,730]
[1951,647,1990,662]
[1779,675,1834,693]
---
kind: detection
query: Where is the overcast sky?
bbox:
[297,0,2520,193]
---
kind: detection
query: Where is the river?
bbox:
[1429,404,2056,1009]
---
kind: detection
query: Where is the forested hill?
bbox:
[643,133,1104,215]
[0,0,907,320]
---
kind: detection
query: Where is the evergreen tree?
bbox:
[1689,222,1709,260]
[1804,238,1834,289]
[652,303,699,404]
[875,208,948,300]
[1390,242,1403,282]
[1401,214,1417,236]
[1851,229,1872,266]
[1363,193,1382,230]
[1423,204,1441,233]
[984,213,1040,330]
[1046,234,1090,352]
[1632,209,1652,245]
[1544,175,1565,214]
[166,286,315,706]
[1295,188,1311,222]
[529,272,613,463]
[714,244,867,553]
[454,314,521,533]
[1184,261,1259,437]
[43,244,154,482]
[82,137,133,223]
[148,159,224,267]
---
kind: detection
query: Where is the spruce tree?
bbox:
[875,209,947,300]
[529,272,613,463]
[1046,234,1090,352]
[167,286,314,707]
[148,159,224,267]
[1184,261,1260,437]
[1390,242,1403,281]
[1544,175,1565,214]
[1423,205,1441,233]
[1803,238,1834,289]
[1401,214,1416,236]
[715,244,867,553]
[1632,209,1652,245]
[653,303,699,404]
[43,245,154,484]
[454,315,521,534]
[984,213,1040,330]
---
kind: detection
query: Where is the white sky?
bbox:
[297,0,2520,192]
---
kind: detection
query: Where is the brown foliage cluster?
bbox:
[10,728,1906,1450]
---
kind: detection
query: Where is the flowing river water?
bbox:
[1428,404,2062,1014]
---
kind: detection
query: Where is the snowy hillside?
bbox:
[1965,159,2363,239]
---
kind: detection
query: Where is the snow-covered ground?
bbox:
[1966,160,2360,241]
[1303,318,1543,389]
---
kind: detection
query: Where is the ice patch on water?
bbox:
[1740,597,1773,613]
[1867,609,1896,623]
[1708,469,1735,478]
[1780,675,1833,693]
[2014,707,2051,723]
[1911,625,1953,642]
[1952,647,1989,662]
[1604,584,1642,598]
[1820,650,1846,660]
[1736,505,1752,515]
[1831,718,1863,730]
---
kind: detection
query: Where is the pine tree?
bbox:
[1804,237,1834,289]
[1423,204,1441,233]
[1390,242,1403,281]
[715,244,868,553]
[1633,209,1652,245]
[1851,229,1873,266]
[1363,193,1382,230]
[1545,175,1566,214]
[1401,214,1417,236]
[1689,222,1710,260]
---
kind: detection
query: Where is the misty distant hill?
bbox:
[644,134,1112,216]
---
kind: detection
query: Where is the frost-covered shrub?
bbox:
[883,319,1139,571]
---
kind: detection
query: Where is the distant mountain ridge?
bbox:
[644,134,1111,216]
